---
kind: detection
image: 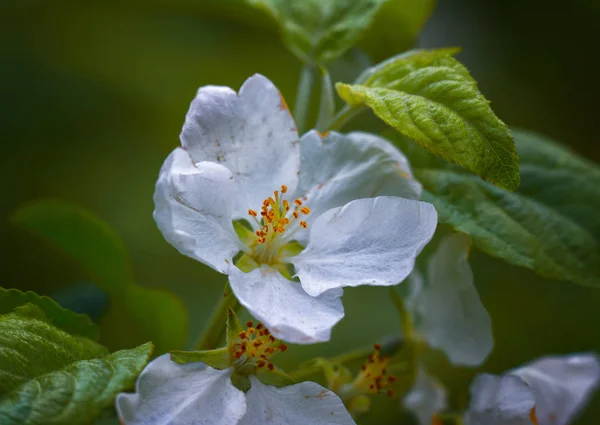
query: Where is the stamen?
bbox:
[248,184,311,249]
[231,322,287,373]
[352,344,396,396]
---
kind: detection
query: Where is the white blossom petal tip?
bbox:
[116,354,247,425]
[228,265,344,344]
[464,353,600,425]
[292,196,438,297]
[510,353,600,425]
[179,74,300,218]
[464,373,535,425]
[241,377,357,425]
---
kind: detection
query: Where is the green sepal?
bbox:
[255,365,296,388]
[231,371,251,392]
[279,241,304,259]
[226,307,245,348]
[233,221,256,247]
[170,347,230,370]
[234,253,260,273]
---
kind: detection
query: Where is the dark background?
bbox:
[2,0,599,424]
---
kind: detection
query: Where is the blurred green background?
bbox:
[2,0,600,424]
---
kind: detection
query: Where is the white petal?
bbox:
[403,366,447,425]
[291,196,437,297]
[180,74,300,218]
[240,376,356,425]
[116,354,246,425]
[228,265,344,344]
[464,373,535,425]
[153,148,244,273]
[415,233,493,366]
[291,131,421,244]
[510,354,600,425]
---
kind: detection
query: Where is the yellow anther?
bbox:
[249,184,312,249]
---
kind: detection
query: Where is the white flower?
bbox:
[403,365,447,425]
[154,74,437,343]
[405,233,493,366]
[116,354,357,425]
[464,353,600,425]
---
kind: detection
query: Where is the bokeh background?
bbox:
[2,0,600,424]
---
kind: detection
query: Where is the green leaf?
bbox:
[391,130,600,288]
[359,0,437,62]
[0,303,108,395]
[0,287,99,341]
[246,0,389,65]
[0,342,153,425]
[336,49,520,191]
[170,347,230,370]
[11,200,187,353]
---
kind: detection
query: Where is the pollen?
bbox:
[231,321,287,372]
[351,344,396,398]
[248,185,311,249]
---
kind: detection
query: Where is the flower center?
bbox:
[230,321,287,374]
[351,344,397,397]
[245,185,310,265]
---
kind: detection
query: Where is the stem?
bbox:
[293,65,314,134]
[193,282,239,350]
[316,68,335,132]
[328,105,364,132]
